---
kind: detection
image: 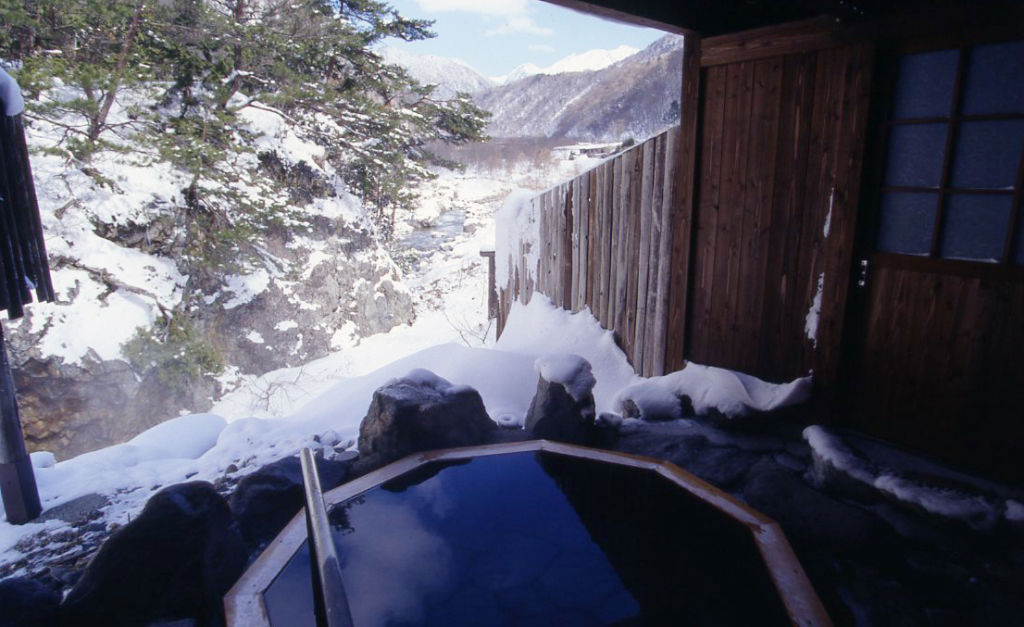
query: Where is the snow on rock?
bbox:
[495,296,639,413]
[221,269,272,310]
[804,426,1005,530]
[615,381,682,420]
[803,425,877,484]
[1007,500,1024,523]
[873,475,999,530]
[534,354,595,402]
[30,452,56,470]
[616,364,812,420]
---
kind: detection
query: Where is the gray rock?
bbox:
[60,482,246,626]
[0,577,60,627]
[357,370,496,470]
[524,373,596,446]
[741,459,896,557]
[677,446,762,489]
[38,493,110,527]
[229,454,352,554]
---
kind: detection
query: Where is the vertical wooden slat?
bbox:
[689,63,726,365]
[562,183,574,310]
[735,57,782,371]
[570,178,581,311]
[719,60,756,370]
[645,132,666,376]
[579,172,591,312]
[600,161,615,328]
[633,139,655,374]
[618,146,634,360]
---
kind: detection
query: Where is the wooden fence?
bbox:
[496,126,680,378]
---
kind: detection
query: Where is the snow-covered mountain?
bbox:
[477,35,686,142]
[490,44,639,84]
[378,46,493,97]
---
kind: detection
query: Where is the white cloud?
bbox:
[414,0,527,16]
[485,15,555,37]
[528,43,556,53]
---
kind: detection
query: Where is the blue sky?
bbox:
[383,0,666,78]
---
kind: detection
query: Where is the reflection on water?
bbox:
[264,452,790,626]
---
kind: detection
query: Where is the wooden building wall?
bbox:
[669,34,874,387]
[494,16,1022,481]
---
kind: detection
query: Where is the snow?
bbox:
[494,190,540,291]
[803,425,878,484]
[805,272,824,346]
[495,297,637,413]
[1007,500,1024,523]
[615,363,812,420]
[377,46,493,96]
[534,354,596,402]
[874,475,997,528]
[222,269,271,310]
[804,426,1007,530]
[0,68,25,115]
[823,186,834,239]
[126,413,227,460]
[490,45,639,84]
[30,452,56,470]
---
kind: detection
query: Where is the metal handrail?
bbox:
[300,448,354,627]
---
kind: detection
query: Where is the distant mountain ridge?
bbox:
[381,35,686,144]
[489,44,638,84]
[378,46,493,97]
[477,34,686,142]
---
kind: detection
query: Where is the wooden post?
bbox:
[0,324,41,524]
[479,249,497,320]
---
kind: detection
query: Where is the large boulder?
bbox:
[357,369,496,470]
[524,355,597,445]
[60,482,246,626]
[229,454,352,554]
[0,577,60,627]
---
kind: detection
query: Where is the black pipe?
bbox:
[300,448,353,627]
[0,324,40,523]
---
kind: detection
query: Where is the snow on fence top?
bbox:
[494,189,541,294]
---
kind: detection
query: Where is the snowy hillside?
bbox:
[6,86,415,459]
[378,46,494,97]
[490,44,639,84]
[478,35,685,141]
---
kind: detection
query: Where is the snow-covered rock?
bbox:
[525,355,597,445]
[356,369,496,470]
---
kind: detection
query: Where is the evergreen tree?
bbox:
[0,0,490,239]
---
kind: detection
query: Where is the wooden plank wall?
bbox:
[854,263,1024,480]
[671,39,874,385]
[496,127,680,377]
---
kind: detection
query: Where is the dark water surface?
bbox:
[263,451,790,626]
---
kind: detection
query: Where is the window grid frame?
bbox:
[880,44,1024,264]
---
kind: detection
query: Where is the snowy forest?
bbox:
[0,0,489,239]
[0,0,500,457]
